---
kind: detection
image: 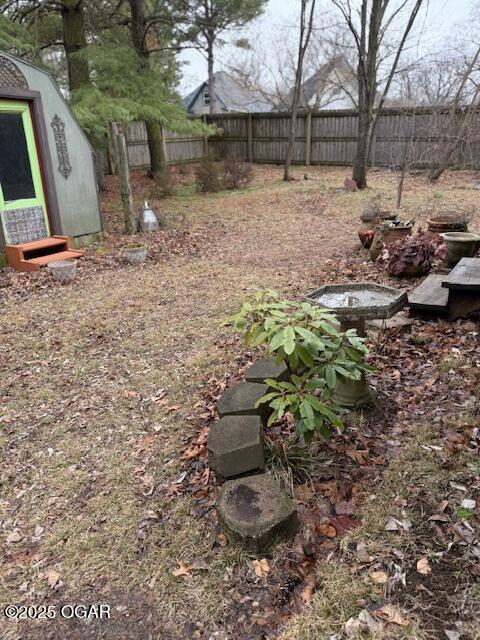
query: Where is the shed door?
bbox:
[0,100,50,245]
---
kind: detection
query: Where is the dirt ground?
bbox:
[1,165,479,640]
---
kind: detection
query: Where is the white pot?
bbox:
[122,245,147,264]
[49,259,77,283]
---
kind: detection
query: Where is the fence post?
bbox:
[108,122,118,175]
[247,114,253,162]
[202,115,209,157]
[305,112,312,166]
[370,129,377,168]
[160,126,169,166]
[113,124,135,234]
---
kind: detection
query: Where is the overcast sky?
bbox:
[178,0,476,94]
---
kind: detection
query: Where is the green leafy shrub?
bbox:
[226,290,373,441]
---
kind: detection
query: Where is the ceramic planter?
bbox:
[427,216,468,235]
[122,244,147,265]
[358,211,397,248]
[49,259,77,283]
[441,232,480,267]
[370,225,413,261]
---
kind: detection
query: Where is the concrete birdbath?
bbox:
[306,283,407,408]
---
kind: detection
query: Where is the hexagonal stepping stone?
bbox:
[245,358,289,384]
[207,416,264,480]
[217,474,298,552]
[217,382,270,425]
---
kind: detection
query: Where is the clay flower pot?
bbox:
[370,224,413,261]
[358,211,397,248]
[427,215,468,235]
[49,259,77,283]
[441,232,480,267]
[122,243,147,265]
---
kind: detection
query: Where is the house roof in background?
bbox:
[183,71,271,113]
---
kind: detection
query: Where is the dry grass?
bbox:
[1,165,480,638]
[281,424,479,640]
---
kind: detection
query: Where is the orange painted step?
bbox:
[5,236,85,271]
[25,249,84,267]
[13,235,71,251]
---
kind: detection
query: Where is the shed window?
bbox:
[203,91,210,106]
[0,112,35,202]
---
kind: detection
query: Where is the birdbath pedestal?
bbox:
[306,283,407,408]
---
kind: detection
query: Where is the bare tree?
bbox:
[329,0,426,189]
[228,24,358,111]
[428,44,480,181]
[284,0,316,181]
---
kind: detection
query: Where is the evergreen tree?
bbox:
[0,0,203,177]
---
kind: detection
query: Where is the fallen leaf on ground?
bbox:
[46,569,60,588]
[299,571,316,604]
[335,500,356,515]
[346,449,369,464]
[416,557,432,575]
[355,542,372,564]
[6,530,23,543]
[252,558,270,578]
[384,517,412,532]
[318,522,337,538]
[172,560,192,578]
[330,515,358,533]
[370,570,388,584]
[376,604,411,626]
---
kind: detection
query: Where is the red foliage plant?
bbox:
[379,230,446,276]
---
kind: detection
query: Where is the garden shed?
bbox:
[0,51,102,270]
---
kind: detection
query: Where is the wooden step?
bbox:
[442,258,480,291]
[408,274,449,313]
[22,249,84,269]
[4,236,84,272]
[12,235,71,251]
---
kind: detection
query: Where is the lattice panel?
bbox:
[0,56,28,89]
[3,206,48,244]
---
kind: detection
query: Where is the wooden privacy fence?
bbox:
[123,120,207,168]
[122,107,480,170]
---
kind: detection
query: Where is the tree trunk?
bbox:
[284,0,316,181]
[129,0,148,58]
[352,0,381,190]
[61,0,89,95]
[145,119,167,178]
[114,130,136,234]
[284,83,301,181]
[207,35,216,114]
[353,87,371,188]
[127,0,166,178]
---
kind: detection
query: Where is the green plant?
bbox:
[265,435,327,493]
[456,507,474,521]
[227,290,373,441]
